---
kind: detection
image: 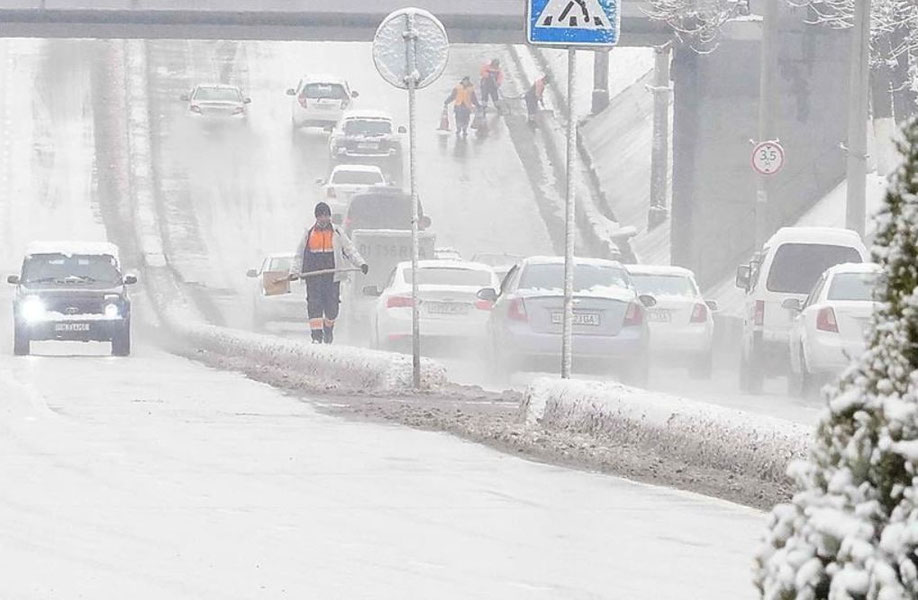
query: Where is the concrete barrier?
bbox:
[522,377,811,484]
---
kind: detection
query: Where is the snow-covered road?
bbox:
[0,38,769,598]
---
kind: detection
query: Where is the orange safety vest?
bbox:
[452,84,476,109]
[480,64,503,86]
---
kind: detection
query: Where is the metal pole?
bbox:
[846,0,869,237]
[561,48,576,379]
[649,42,672,229]
[591,49,609,115]
[755,0,778,250]
[405,13,421,389]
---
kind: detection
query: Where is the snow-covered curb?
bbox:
[522,377,811,484]
[121,40,446,392]
[506,44,630,262]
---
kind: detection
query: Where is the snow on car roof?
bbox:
[330,164,384,174]
[625,264,696,278]
[523,256,624,268]
[824,262,882,276]
[341,109,393,121]
[395,259,495,272]
[26,241,120,260]
[766,226,865,248]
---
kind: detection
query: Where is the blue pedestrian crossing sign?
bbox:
[527,0,620,47]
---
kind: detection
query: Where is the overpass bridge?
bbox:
[0,0,669,44]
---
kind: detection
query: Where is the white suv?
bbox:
[287,75,358,131]
[734,227,868,393]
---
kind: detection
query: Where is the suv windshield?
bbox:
[766,243,863,294]
[827,272,879,301]
[333,170,384,185]
[193,87,241,102]
[346,193,420,231]
[405,268,491,287]
[344,119,391,136]
[519,263,630,293]
[22,253,122,286]
[303,83,347,100]
[630,273,697,297]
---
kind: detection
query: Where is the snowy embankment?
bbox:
[523,377,811,484]
[121,41,445,392]
[506,45,628,262]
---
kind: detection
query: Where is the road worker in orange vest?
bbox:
[443,76,481,138]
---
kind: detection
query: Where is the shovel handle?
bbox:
[274,267,362,284]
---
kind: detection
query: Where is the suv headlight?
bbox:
[20,296,46,322]
[104,303,120,318]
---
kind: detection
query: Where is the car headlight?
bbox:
[20,296,46,322]
[104,303,120,318]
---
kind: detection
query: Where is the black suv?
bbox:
[7,243,137,356]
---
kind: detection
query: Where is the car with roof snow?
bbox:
[365,259,500,351]
[316,164,388,221]
[734,226,868,393]
[477,256,655,384]
[180,83,251,125]
[328,110,405,183]
[245,253,305,329]
[7,241,137,356]
[286,75,358,131]
[785,262,881,396]
[626,264,716,378]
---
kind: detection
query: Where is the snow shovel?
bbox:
[269,267,364,290]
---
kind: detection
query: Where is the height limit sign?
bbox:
[527,0,620,46]
[751,140,785,175]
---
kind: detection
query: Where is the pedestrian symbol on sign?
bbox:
[537,0,614,29]
[527,0,619,46]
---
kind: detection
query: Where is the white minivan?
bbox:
[734,227,868,393]
[287,75,358,131]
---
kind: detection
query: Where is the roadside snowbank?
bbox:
[522,377,811,484]
[122,40,445,392]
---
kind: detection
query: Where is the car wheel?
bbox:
[13,325,30,356]
[111,320,131,356]
[688,350,713,380]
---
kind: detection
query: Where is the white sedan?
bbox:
[366,260,500,352]
[180,84,250,125]
[318,164,388,220]
[787,262,881,396]
[246,254,305,329]
[626,264,716,378]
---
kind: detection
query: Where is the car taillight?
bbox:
[690,303,708,323]
[298,94,308,108]
[475,299,493,311]
[754,300,765,326]
[190,105,202,113]
[816,307,839,333]
[508,298,527,322]
[623,302,643,327]
[386,296,414,309]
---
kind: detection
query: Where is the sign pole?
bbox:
[561,47,576,379]
[405,12,421,389]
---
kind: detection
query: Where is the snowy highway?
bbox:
[0,38,772,598]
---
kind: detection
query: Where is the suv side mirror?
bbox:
[243,97,252,104]
[180,93,190,102]
[782,298,803,312]
[286,88,296,96]
[7,275,19,285]
[123,274,138,285]
[397,125,407,134]
[705,299,719,312]
[351,90,359,98]
[246,269,259,278]
[638,294,657,308]
[315,177,326,185]
[476,288,498,303]
[362,285,382,297]
[735,265,751,290]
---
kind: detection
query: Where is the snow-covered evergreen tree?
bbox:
[754,117,918,599]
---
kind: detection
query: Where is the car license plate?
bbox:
[427,302,468,315]
[647,309,672,323]
[55,323,90,332]
[551,312,600,326]
[357,142,379,151]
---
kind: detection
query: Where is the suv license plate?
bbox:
[647,309,672,323]
[55,323,90,332]
[552,312,600,326]
[427,302,468,315]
